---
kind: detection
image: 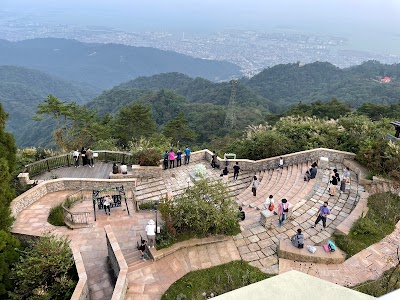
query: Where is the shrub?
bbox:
[10,234,77,300]
[139,201,156,210]
[135,148,161,166]
[158,179,240,239]
[48,204,65,226]
[0,230,20,297]
[162,261,271,300]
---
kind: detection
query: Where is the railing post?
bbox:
[46,160,50,172]
[66,154,70,166]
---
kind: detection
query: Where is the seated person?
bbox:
[103,195,111,215]
[238,206,245,221]
[112,163,119,174]
[309,166,317,179]
[304,170,311,182]
[120,164,128,174]
[138,239,147,260]
[291,228,304,249]
[220,166,229,177]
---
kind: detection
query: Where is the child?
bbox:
[139,239,147,260]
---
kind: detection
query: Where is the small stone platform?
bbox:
[278,239,346,264]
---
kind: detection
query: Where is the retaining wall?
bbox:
[10,178,137,218]
[105,225,128,300]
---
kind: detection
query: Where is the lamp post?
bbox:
[154,201,158,235]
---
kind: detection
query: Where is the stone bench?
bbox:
[278,239,346,264]
[335,191,369,236]
[260,209,275,228]
[260,207,293,228]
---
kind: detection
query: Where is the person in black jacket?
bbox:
[329,175,338,196]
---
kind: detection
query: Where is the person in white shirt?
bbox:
[103,195,111,215]
[120,164,128,174]
[264,195,275,211]
[145,219,156,248]
[278,157,284,170]
[73,149,80,167]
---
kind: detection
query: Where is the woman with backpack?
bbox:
[264,195,275,212]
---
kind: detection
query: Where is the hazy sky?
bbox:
[2,0,400,52]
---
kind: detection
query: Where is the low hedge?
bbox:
[47,204,65,226]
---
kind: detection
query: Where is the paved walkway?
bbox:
[12,190,154,300]
[12,160,400,299]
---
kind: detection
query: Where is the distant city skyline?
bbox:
[2,0,400,54]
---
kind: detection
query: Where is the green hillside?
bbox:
[246,61,400,111]
[116,72,272,108]
[0,65,101,147]
[0,38,242,89]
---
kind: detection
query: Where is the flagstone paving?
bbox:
[12,160,400,300]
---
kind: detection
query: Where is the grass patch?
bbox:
[353,266,400,297]
[333,192,400,257]
[47,204,65,226]
[161,261,271,300]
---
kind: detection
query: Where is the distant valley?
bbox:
[0,38,242,89]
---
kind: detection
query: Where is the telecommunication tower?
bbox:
[224,79,238,129]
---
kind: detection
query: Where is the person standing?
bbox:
[233,162,240,181]
[163,151,169,170]
[312,201,330,230]
[252,175,259,196]
[176,148,183,167]
[278,198,290,227]
[184,146,191,165]
[73,149,80,168]
[81,147,87,166]
[145,219,156,248]
[86,148,94,168]
[169,149,175,169]
[341,167,350,193]
[329,174,338,196]
[211,151,217,168]
[278,157,284,170]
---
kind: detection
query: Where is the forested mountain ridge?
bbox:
[0,65,101,146]
[246,61,400,111]
[93,72,274,114]
[0,38,242,89]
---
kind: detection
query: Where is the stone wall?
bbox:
[70,242,90,300]
[207,148,356,172]
[130,165,163,178]
[104,225,128,300]
[10,178,137,218]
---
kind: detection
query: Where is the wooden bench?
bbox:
[278,239,346,264]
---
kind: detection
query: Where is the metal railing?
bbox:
[62,189,91,227]
[25,150,135,177]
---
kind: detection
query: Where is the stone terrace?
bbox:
[11,150,398,300]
